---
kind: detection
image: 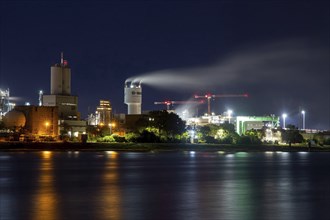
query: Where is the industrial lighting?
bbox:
[301,110,306,130]
[108,122,116,135]
[282,113,287,129]
[45,122,50,135]
[228,109,233,123]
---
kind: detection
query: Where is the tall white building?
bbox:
[42,53,79,120]
[42,53,86,137]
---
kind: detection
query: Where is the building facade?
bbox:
[42,53,86,137]
[96,100,112,125]
[15,106,59,137]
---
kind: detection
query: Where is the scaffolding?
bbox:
[0,89,11,120]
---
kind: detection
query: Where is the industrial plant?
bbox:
[0,53,327,144]
[1,53,86,141]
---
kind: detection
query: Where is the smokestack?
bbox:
[51,53,71,95]
[124,81,142,115]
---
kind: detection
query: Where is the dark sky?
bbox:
[0,0,329,129]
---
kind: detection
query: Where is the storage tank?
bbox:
[124,81,142,115]
[3,110,26,128]
[50,53,71,95]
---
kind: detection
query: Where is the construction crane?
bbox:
[154,100,204,110]
[194,93,248,115]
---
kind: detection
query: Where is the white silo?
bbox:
[50,53,71,95]
[124,81,142,115]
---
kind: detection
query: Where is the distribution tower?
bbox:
[50,52,71,95]
[43,53,78,120]
[42,53,86,137]
[124,81,142,115]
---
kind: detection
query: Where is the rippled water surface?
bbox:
[1,151,330,220]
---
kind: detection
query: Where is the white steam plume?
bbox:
[125,39,329,91]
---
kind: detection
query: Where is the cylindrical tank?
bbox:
[3,110,26,128]
[50,65,71,95]
[124,82,142,115]
[51,65,62,95]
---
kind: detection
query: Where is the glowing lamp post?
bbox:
[301,110,305,130]
[108,123,116,135]
[228,110,233,123]
[282,113,287,129]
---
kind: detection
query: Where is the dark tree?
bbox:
[281,125,304,144]
[148,110,186,140]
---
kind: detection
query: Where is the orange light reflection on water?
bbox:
[99,152,122,220]
[31,151,58,220]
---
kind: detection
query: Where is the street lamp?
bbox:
[108,122,116,135]
[227,109,233,123]
[301,110,305,130]
[282,113,287,129]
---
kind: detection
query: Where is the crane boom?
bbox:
[194,93,248,115]
[154,100,204,110]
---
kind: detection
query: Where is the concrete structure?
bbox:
[14,106,59,137]
[50,53,71,95]
[59,119,86,138]
[42,53,86,137]
[43,53,79,119]
[236,115,279,135]
[124,81,142,115]
[43,95,79,120]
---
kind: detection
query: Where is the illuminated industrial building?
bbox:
[42,53,86,137]
[0,88,15,120]
[186,114,280,137]
[235,116,279,135]
[42,53,78,119]
[96,100,112,125]
[14,106,59,138]
[124,81,142,115]
[87,100,112,126]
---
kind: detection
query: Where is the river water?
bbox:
[0,151,329,220]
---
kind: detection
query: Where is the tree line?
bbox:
[88,110,328,145]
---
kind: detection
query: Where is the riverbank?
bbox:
[1,141,330,152]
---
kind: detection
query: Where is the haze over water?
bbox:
[1,151,330,220]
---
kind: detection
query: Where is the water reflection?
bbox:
[98,151,122,220]
[0,154,13,219]
[1,151,329,220]
[31,151,58,220]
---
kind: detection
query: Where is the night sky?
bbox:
[0,0,329,129]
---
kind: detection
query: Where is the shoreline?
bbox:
[0,142,329,152]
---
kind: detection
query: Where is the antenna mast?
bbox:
[60,52,64,65]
